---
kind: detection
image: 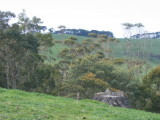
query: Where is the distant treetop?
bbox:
[54,28,114,38]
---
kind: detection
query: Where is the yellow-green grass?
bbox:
[0,88,160,120]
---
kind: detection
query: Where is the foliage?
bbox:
[98,34,108,39]
[1,10,160,114]
[64,39,76,46]
[54,28,114,37]
[21,64,61,95]
[143,66,160,89]
[0,22,41,89]
[18,9,46,34]
[0,11,15,29]
[63,72,109,99]
[139,66,160,112]
[36,33,54,52]
[128,66,160,113]
[88,33,97,37]
[68,36,77,41]
[60,55,136,99]
[0,10,58,95]
[51,34,160,65]
[57,25,66,34]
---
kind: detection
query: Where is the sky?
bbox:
[0,0,160,38]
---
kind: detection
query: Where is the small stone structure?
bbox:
[93,89,131,108]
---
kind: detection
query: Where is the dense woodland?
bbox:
[0,10,160,113]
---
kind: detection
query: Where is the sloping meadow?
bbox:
[0,88,160,120]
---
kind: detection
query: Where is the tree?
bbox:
[133,66,160,112]
[48,28,55,33]
[68,36,77,41]
[36,33,54,47]
[17,9,30,33]
[122,23,134,38]
[88,33,97,38]
[30,16,47,33]
[63,72,109,99]
[58,25,66,34]
[0,11,15,29]
[21,64,60,95]
[134,23,144,34]
[122,22,151,79]
[0,22,44,89]
[0,10,57,94]
[98,34,108,39]
[67,55,135,93]
[143,66,160,91]
[18,10,46,34]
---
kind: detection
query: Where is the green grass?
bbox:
[40,34,160,66]
[52,34,90,41]
[0,88,160,120]
[43,34,91,64]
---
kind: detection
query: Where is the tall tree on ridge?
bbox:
[58,25,66,34]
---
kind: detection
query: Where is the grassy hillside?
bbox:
[0,88,160,120]
[46,34,160,65]
[52,34,89,41]
[43,34,91,64]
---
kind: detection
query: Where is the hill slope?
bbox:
[0,88,160,120]
[49,34,160,65]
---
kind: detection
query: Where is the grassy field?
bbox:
[52,34,89,41]
[44,34,160,66]
[0,88,160,120]
[43,34,91,64]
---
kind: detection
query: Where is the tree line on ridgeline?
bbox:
[0,10,160,113]
[54,27,114,38]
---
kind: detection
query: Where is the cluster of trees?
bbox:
[122,23,160,39]
[54,27,114,38]
[52,33,160,112]
[121,22,160,113]
[0,10,60,94]
[51,35,120,97]
[131,32,160,39]
[0,10,160,113]
[130,67,160,112]
[122,23,144,38]
[52,24,160,113]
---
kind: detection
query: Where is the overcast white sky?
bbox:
[1,0,160,38]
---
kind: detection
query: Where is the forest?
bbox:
[0,10,160,113]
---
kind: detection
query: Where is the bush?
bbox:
[131,66,160,112]
[63,72,109,99]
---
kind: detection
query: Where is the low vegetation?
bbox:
[0,88,160,120]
